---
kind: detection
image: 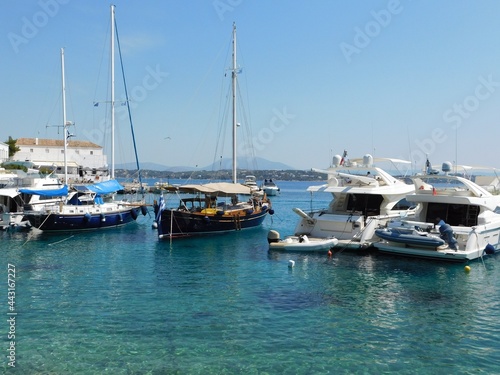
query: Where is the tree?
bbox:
[5,136,20,158]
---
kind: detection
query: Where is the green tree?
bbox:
[5,136,19,158]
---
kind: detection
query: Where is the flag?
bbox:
[155,193,165,224]
[432,187,437,196]
[426,158,432,174]
[93,102,99,107]
[340,150,347,165]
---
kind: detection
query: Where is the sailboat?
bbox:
[22,6,147,232]
[155,23,273,239]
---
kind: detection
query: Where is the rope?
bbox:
[48,235,75,246]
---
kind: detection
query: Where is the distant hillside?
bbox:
[201,157,293,171]
[117,157,294,171]
[116,162,194,172]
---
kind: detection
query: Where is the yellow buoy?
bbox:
[464,265,471,273]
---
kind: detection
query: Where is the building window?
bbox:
[46,149,49,153]
[61,150,64,153]
[75,150,80,154]
[30,149,33,152]
[90,151,94,155]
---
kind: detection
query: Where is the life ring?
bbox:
[419,185,424,190]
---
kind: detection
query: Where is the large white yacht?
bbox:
[293,153,415,249]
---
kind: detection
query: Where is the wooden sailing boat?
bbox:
[155,23,273,239]
[22,6,147,231]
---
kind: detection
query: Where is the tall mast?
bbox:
[110,4,115,179]
[231,22,237,184]
[61,47,68,185]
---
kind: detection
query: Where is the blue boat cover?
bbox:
[73,179,124,195]
[19,185,68,197]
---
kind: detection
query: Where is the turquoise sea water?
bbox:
[1,181,499,374]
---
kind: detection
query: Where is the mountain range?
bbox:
[116,157,295,171]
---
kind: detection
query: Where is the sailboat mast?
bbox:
[61,47,68,185]
[231,22,237,184]
[110,4,115,179]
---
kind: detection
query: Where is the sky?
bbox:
[2,0,500,172]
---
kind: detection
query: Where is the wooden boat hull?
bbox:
[158,206,270,239]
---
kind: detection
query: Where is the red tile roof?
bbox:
[16,138,102,149]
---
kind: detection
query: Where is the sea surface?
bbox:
[1,180,499,374]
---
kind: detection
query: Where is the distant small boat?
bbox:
[261,179,280,196]
[243,175,263,196]
[267,230,337,252]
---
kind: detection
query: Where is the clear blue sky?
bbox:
[2,0,500,171]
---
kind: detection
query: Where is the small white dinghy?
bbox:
[267,230,338,252]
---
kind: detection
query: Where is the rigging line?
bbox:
[114,18,144,196]
[210,31,240,178]
[236,82,258,171]
[213,83,231,172]
[36,56,60,135]
[93,12,111,103]
[48,235,75,246]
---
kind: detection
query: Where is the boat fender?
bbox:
[141,206,148,216]
[267,230,280,244]
[268,209,274,215]
[118,214,123,223]
[100,213,106,222]
[83,213,91,223]
[131,209,138,220]
[204,216,210,224]
[484,244,495,255]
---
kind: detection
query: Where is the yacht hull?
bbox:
[24,207,141,231]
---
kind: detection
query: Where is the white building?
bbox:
[13,138,109,182]
[0,142,8,163]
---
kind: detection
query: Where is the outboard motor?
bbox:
[267,230,280,244]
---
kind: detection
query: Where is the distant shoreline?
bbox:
[115,169,325,182]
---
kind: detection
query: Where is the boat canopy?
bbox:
[0,188,21,198]
[73,179,124,195]
[19,185,68,197]
[170,182,252,196]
